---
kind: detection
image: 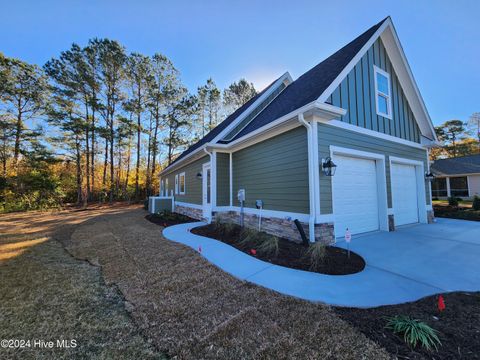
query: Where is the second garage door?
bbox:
[391,162,419,226]
[333,155,379,237]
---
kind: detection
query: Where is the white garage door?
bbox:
[391,163,419,226]
[333,155,379,237]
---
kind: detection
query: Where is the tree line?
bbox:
[0,40,256,212]
[431,115,480,160]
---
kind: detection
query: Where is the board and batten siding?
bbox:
[318,123,430,214]
[327,37,421,143]
[162,156,209,205]
[232,126,309,213]
[216,152,230,206]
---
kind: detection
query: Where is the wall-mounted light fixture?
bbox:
[196,172,202,179]
[425,172,435,181]
[322,157,337,177]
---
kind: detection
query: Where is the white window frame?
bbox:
[373,65,392,120]
[175,174,179,194]
[160,180,164,196]
[179,172,186,195]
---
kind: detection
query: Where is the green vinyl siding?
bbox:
[328,37,421,143]
[216,152,230,206]
[162,156,208,205]
[318,123,430,214]
[232,126,309,213]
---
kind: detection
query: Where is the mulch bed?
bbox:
[191,223,365,275]
[145,212,196,227]
[335,292,480,359]
[433,205,480,222]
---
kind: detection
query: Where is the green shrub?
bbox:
[473,195,480,211]
[307,241,326,271]
[385,315,441,351]
[448,196,458,207]
[213,218,237,237]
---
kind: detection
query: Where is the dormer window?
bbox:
[374,65,392,119]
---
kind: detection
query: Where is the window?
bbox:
[432,178,447,197]
[175,174,179,194]
[374,65,392,119]
[450,177,469,197]
[179,172,186,195]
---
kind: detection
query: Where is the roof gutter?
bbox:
[298,113,316,243]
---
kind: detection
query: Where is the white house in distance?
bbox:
[431,154,480,199]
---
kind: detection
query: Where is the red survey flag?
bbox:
[250,249,257,256]
[438,295,445,312]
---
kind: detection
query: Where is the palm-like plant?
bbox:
[385,315,441,351]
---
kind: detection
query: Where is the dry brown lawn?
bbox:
[0,205,392,359]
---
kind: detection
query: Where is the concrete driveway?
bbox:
[336,218,480,295]
[163,218,480,308]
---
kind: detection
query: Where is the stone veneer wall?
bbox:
[213,210,334,245]
[427,210,435,224]
[174,204,203,221]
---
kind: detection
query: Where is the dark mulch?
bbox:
[433,205,480,222]
[335,292,480,359]
[145,212,196,227]
[191,223,365,275]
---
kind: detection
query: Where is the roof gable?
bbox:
[318,17,436,141]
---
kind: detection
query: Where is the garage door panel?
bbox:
[333,155,379,237]
[391,163,419,226]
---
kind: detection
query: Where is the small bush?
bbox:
[473,195,480,211]
[256,235,279,258]
[385,315,441,351]
[307,241,326,271]
[456,197,463,202]
[213,219,238,237]
[448,196,458,207]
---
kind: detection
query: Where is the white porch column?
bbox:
[211,150,217,209]
[446,177,451,197]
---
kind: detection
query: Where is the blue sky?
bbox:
[1,0,478,125]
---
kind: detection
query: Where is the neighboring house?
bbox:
[156,17,438,244]
[431,154,480,199]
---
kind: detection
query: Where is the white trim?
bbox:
[311,121,321,220]
[387,208,394,215]
[434,172,480,178]
[175,201,203,210]
[467,176,472,197]
[229,152,233,206]
[149,196,175,213]
[202,162,212,221]
[373,65,393,119]
[330,146,389,235]
[211,151,217,208]
[298,113,316,242]
[318,19,390,103]
[165,178,169,196]
[426,204,433,211]
[389,155,428,224]
[317,118,425,149]
[211,72,293,144]
[175,174,179,195]
[179,172,186,195]
[446,177,451,197]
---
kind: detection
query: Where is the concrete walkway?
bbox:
[162,218,480,308]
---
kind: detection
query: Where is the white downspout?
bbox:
[298,114,316,243]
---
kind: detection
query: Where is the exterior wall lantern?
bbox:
[425,172,435,181]
[322,157,337,176]
[196,172,202,179]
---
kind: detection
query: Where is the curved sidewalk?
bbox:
[162,219,480,308]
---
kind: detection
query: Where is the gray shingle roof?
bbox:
[431,154,480,175]
[166,17,388,169]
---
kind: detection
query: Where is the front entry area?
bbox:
[202,163,211,220]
